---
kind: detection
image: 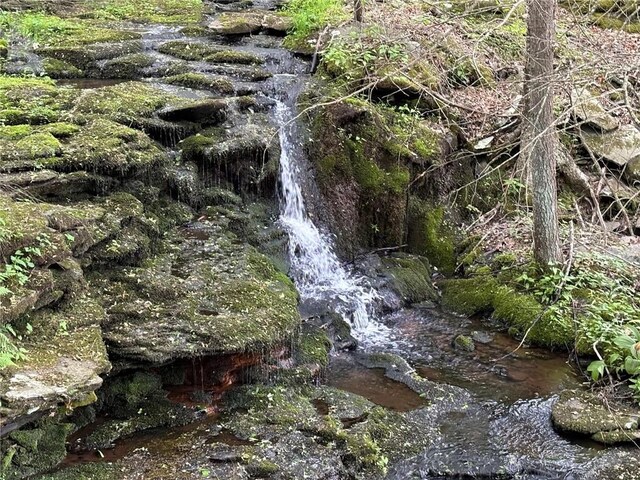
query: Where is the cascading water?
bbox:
[274,97,385,338]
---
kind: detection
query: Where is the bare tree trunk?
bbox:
[523,0,562,266]
[354,0,363,22]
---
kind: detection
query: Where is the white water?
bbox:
[275,100,388,339]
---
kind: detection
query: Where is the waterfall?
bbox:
[274,100,380,334]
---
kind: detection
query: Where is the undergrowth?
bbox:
[283,0,349,46]
[515,252,640,401]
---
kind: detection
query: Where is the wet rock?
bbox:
[36,40,142,71]
[581,124,640,168]
[571,87,619,132]
[158,98,228,124]
[42,57,83,79]
[453,334,476,352]
[313,386,374,421]
[96,217,300,363]
[356,352,473,411]
[552,389,640,444]
[471,330,494,344]
[381,253,437,305]
[84,372,195,450]
[0,296,111,436]
[581,448,640,480]
[163,72,235,94]
[94,53,156,79]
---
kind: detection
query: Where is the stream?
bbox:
[42,2,632,479]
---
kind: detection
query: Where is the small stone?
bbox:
[453,334,475,352]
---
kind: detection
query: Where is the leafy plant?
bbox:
[0,325,27,369]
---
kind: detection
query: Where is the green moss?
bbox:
[296,327,331,367]
[42,58,83,79]
[72,81,181,124]
[382,255,436,304]
[591,14,640,33]
[440,275,497,316]
[407,199,456,275]
[91,0,204,24]
[453,334,475,351]
[440,276,574,348]
[0,124,33,140]
[179,133,216,159]
[48,117,166,175]
[0,12,140,47]
[0,75,75,125]
[41,122,81,138]
[0,131,62,162]
[163,73,235,94]
[1,419,74,479]
[157,40,221,61]
[0,38,7,59]
[99,53,155,79]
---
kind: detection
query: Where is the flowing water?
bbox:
[273,93,384,335]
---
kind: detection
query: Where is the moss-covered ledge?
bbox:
[439,274,575,349]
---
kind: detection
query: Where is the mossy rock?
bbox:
[381,254,437,304]
[48,117,168,176]
[95,218,300,363]
[552,389,640,444]
[0,75,76,126]
[307,96,445,254]
[440,275,574,348]
[1,419,74,480]
[157,40,222,61]
[295,325,331,368]
[71,81,185,125]
[206,50,263,65]
[96,53,156,79]
[406,199,456,275]
[36,40,143,72]
[163,73,235,94]
[42,57,83,79]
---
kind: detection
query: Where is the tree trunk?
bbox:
[522,0,562,266]
[354,0,363,22]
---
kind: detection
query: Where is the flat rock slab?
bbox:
[552,389,640,444]
[97,217,300,364]
[582,124,640,167]
[571,87,619,132]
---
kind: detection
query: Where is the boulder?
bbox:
[582,124,640,168]
[571,87,619,132]
[552,389,640,444]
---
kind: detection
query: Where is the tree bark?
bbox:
[354,0,363,22]
[522,0,562,266]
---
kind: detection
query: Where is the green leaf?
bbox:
[613,335,636,350]
[587,360,605,381]
[624,357,640,375]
